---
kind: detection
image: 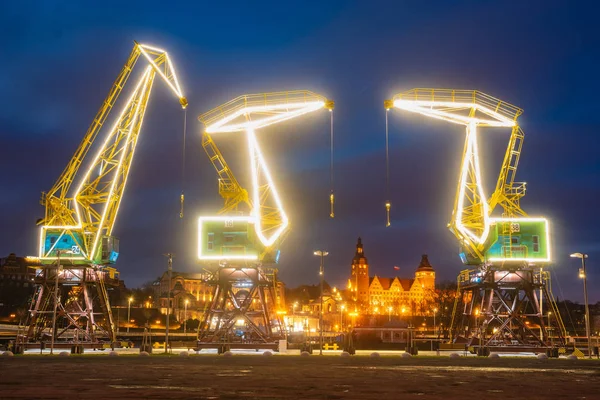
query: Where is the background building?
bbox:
[347,238,436,316]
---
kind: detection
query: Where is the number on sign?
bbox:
[224,220,234,228]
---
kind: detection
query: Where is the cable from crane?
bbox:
[385,108,391,227]
[329,109,335,218]
[180,107,187,219]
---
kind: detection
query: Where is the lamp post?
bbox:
[474,308,480,340]
[388,306,392,322]
[293,302,298,332]
[127,296,133,333]
[51,249,72,355]
[548,311,553,347]
[314,250,329,355]
[340,304,345,330]
[184,299,189,335]
[433,307,438,336]
[571,252,592,359]
[163,253,173,354]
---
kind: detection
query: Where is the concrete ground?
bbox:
[1,351,599,399]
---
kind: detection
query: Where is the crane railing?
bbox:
[392,88,523,122]
[198,90,330,129]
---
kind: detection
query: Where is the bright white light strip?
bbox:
[247,128,289,247]
[40,43,184,261]
[109,74,154,237]
[393,100,516,127]
[454,122,490,245]
[197,215,259,260]
[205,101,325,133]
[46,67,152,261]
[487,217,551,263]
[138,45,183,98]
[89,68,153,259]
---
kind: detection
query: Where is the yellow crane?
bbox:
[38,41,187,265]
[385,89,548,265]
[198,90,334,263]
[385,88,566,351]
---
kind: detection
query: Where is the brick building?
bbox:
[347,238,436,316]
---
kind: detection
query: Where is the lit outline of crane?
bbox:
[198,91,333,260]
[386,89,550,263]
[38,42,187,264]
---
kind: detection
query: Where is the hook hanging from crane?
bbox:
[384,100,393,227]
[329,106,335,218]
[180,107,187,219]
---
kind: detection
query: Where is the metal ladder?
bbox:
[96,268,116,342]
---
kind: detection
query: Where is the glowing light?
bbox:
[197,215,259,260]
[247,128,289,247]
[393,100,516,127]
[90,67,153,260]
[487,217,552,263]
[138,44,184,99]
[40,42,186,263]
[454,122,490,244]
[199,91,330,253]
[205,101,325,134]
[389,91,524,255]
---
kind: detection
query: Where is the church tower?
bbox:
[350,237,370,303]
[415,254,435,291]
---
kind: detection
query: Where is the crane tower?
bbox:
[25,42,187,350]
[196,91,333,352]
[385,89,565,355]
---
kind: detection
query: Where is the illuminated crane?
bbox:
[385,89,548,265]
[39,42,187,264]
[27,42,187,346]
[385,89,565,353]
[196,91,333,352]
[198,90,334,263]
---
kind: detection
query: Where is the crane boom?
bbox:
[387,89,549,264]
[201,131,251,214]
[198,90,333,262]
[39,42,187,265]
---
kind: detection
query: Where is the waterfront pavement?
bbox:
[1,349,600,399]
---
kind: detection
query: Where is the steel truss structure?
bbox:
[386,88,565,353]
[26,264,117,348]
[197,266,284,352]
[26,42,186,349]
[196,91,332,351]
[450,265,566,354]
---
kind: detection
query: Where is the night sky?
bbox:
[1,1,599,302]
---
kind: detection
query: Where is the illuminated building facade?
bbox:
[154,272,212,320]
[348,238,436,316]
[153,271,287,321]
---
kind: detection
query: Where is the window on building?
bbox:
[533,235,539,253]
[207,233,214,250]
[511,236,519,245]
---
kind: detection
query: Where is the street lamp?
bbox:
[127,297,133,333]
[433,307,438,336]
[388,306,392,322]
[474,308,480,339]
[163,253,174,354]
[293,302,298,332]
[340,304,345,330]
[571,252,592,359]
[314,250,329,355]
[184,299,189,335]
[51,249,73,355]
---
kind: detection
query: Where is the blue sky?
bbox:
[1,0,599,302]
